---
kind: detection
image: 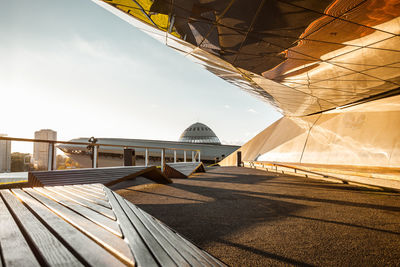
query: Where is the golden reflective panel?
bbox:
[93,0,400,189]
[96,0,400,116]
[220,94,400,189]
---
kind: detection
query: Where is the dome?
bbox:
[179,122,221,145]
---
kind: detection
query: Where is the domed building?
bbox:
[60,122,239,167]
[179,122,221,145]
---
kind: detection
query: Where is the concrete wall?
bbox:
[220,95,400,168]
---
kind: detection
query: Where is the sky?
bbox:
[0,0,281,153]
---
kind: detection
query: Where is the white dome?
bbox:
[179,122,221,144]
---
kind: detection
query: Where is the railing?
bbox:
[0,136,201,173]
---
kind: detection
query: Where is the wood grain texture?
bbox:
[163,164,187,179]
[28,166,171,187]
[140,167,173,184]
[165,162,206,178]
[24,188,133,265]
[59,185,111,208]
[84,183,106,192]
[1,190,83,267]
[0,191,40,267]
[33,187,122,237]
[79,184,107,195]
[104,186,158,267]
[140,209,225,266]
[137,208,211,267]
[65,185,110,206]
[67,185,106,199]
[114,192,176,266]
[125,201,190,266]
[11,188,128,266]
[46,186,115,220]
[1,184,224,267]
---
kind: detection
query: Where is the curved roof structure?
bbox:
[94,0,400,116]
[179,122,221,145]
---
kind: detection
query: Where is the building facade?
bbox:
[59,122,239,168]
[33,129,57,170]
[92,0,400,189]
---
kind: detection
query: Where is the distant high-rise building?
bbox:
[33,129,57,170]
[0,134,11,172]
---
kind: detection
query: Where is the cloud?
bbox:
[223,104,230,109]
[71,35,134,65]
[247,108,258,113]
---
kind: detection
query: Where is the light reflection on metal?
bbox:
[145,148,148,166]
[0,136,202,169]
[47,143,55,171]
[94,0,400,116]
[93,145,98,168]
[131,0,157,27]
[179,122,221,144]
[168,15,175,34]
[161,148,165,172]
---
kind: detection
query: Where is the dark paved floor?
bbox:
[115,167,400,266]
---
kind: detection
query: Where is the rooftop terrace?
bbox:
[114,166,400,266]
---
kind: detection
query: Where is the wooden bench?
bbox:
[28,166,172,187]
[0,184,225,266]
[0,172,28,183]
[164,162,206,178]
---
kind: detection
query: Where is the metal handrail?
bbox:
[0,136,200,152]
[0,136,202,172]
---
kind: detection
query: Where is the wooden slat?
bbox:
[136,207,212,267]
[11,189,127,266]
[104,167,151,187]
[139,167,173,185]
[176,232,225,267]
[30,167,155,181]
[1,190,83,267]
[23,188,133,265]
[165,163,206,178]
[111,192,177,266]
[31,167,147,178]
[66,185,110,206]
[84,183,105,190]
[34,187,121,237]
[141,210,225,266]
[29,167,148,186]
[68,184,106,196]
[46,186,115,220]
[28,166,171,187]
[60,185,111,208]
[125,201,192,266]
[105,187,225,267]
[80,184,107,195]
[104,186,158,267]
[1,183,225,266]
[89,183,105,188]
[164,164,187,179]
[0,191,40,266]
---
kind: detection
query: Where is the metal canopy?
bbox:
[94,0,400,116]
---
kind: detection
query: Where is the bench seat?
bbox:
[28,166,171,187]
[164,162,206,178]
[0,184,225,266]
